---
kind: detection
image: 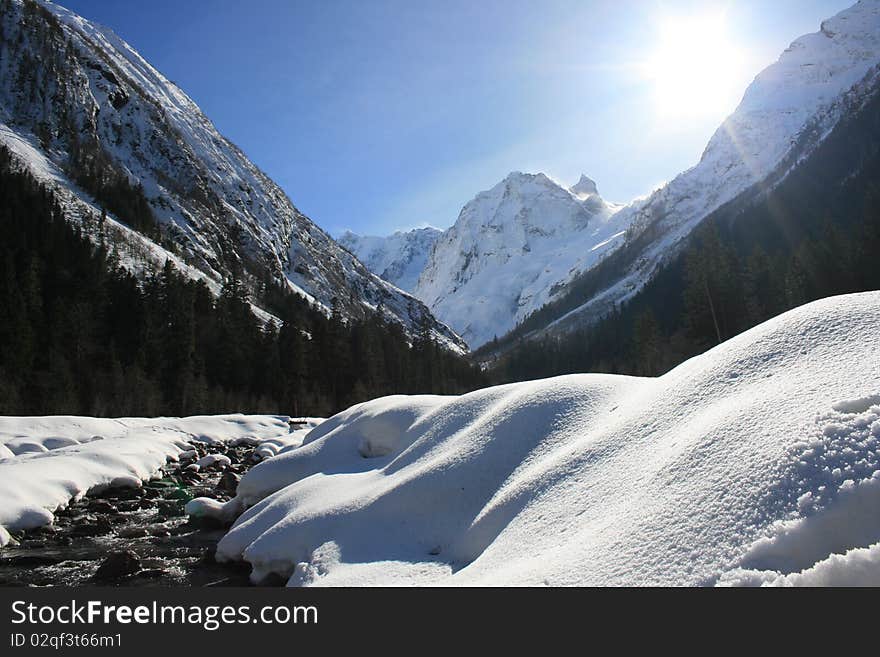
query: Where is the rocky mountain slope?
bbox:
[530,0,880,339]
[0,0,464,350]
[412,172,624,348]
[338,227,441,293]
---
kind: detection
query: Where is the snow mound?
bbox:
[719,397,880,586]
[249,418,323,462]
[216,292,880,585]
[0,415,292,545]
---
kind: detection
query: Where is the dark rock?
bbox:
[157,501,183,517]
[187,515,228,531]
[163,488,192,503]
[92,550,140,581]
[104,487,142,501]
[138,499,156,509]
[199,547,217,564]
[70,525,95,536]
[181,472,202,484]
[116,501,141,513]
[117,527,149,539]
[255,572,287,587]
[136,569,165,579]
[71,518,112,537]
[87,500,118,514]
[3,554,64,567]
[217,472,240,495]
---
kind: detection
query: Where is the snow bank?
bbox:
[0,415,291,545]
[216,292,880,585]
[248,418,323,462]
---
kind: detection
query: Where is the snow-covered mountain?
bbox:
[414,172,625,348]
[338,227,441,293]
[0,0,464,350]
[537,0,880,337]
[351,1,880,351]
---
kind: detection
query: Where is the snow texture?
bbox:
[0,415,295,545]
[213,292,880,586]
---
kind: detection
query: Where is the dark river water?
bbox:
[0,441,272,587]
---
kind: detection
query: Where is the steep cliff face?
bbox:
[412,171,624,348]
[338,227,442,294]
[0,0,464,350]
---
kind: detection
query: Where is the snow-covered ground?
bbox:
[2,294,879,585]
[0,415,321,546]
[203,292,880,586]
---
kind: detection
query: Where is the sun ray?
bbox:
[643,10,746,119]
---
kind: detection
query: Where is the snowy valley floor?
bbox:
[2,292,880,586]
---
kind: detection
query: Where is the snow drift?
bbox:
[213,292,880,586]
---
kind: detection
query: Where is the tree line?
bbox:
[0,145,485,417]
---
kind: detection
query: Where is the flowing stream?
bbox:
[0,441,269,587]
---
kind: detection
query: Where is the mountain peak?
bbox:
[570,174,599,199]
[500,171,556,186]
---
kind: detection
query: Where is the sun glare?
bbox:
[644,11,746,119]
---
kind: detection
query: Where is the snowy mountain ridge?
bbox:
[338,227,442,293]
[348,1,880,350]
[0,0,465,350]
[413,171,625,348]
[540,0,880,336]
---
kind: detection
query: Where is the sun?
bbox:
[644,11,746,119]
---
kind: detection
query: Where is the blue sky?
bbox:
[60,0,853,236]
